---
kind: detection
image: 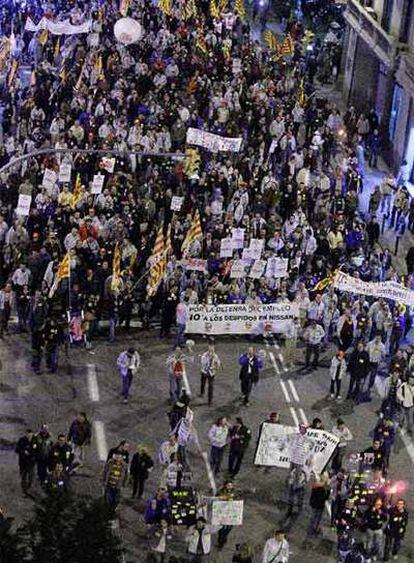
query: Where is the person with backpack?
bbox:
[102,451,128,511]
[261,529,290,562]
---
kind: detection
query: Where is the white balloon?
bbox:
[114,17,143,45]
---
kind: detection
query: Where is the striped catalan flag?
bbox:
[0,38,10,72]
[111,243,122,291]
[298,78,306,107]
[182,0,197,20]
[71,173,83,209]
[314,271,337,292]
[279,33,294,56]
[57,252,71,281]
[158,0,172,16]
[7,58,18,88]
[263,29,278,51]
[147,225,166,296]
[234,0,245,19]
[59,64,67,83]
[217,0,228,16]
[181,209,202,255]
[210,0,219,18]
[196,28,208,56]
[95,54,104,80]
[54,37,60,58]
[39,29,48,46]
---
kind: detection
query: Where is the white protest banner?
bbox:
[101,157,116,173]
[182,258,207,272]
[25,16,92,35]
[211,500,244,526]
[230,260,246,278]
[58,163,72,183]
[249,238,264,260]
[42,169,57,192]
[254,423,339,475]
[232,58,242,75]
[241,248,254,262]
[220,238,234,258]
[266,257,289,278]
[249,259,266,279]
[333,271,414,307]
[186,127,243,153]
[16,194,32,216]
[211,199,223,216]
[186,302,299,335]
[91,174,105,194]
[171,196,184,211]
[231,227,245,249]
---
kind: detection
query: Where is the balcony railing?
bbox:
[344,0,397,65]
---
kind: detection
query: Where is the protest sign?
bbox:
[16,194,32,216]
[171,196,184,211]
[58,163,72,183]
[266,257,289,278]
[211,500,244,526]
[231,227,245,249]
[249,260,266,279]
[186,127,243,153]
[220,238,234,258]
[333,271,414,307]
[182,258,207,272]
[42,169,57,192]
[101,157,116,173]
[254,423,339,474]
[230,260,246,278]
[170,488,197,526]
[241,248,254,262]
[91,174,105,194]
[232,58,242,75]
[186,303,299,335]
[249,238,264,260]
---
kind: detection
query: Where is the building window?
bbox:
[381,0,393,32]
[389,84,403,142]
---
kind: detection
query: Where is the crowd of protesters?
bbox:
[1,0,414,560]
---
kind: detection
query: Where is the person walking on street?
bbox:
[331,418,353,472]
[363,496,388,560]
[200,343,222,405]
[103,451,128,512]
[383,499,409,562]
[34,424,53,483]
[15,429,38,494]
[167,347,185,405]
[68,412,92,468]
[261,530,290,562]
[308,472,330,536]
[329,351,347,400]
[117,347,141,404]
[186,516,216,561]
[397,376,414,434]
[129,446,154,499]
[303,320,325,370]
[228,418,251,477]
[208,417,229,475]
[238,347,263,406]
[347,341,370,400]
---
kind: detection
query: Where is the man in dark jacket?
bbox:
[347,341,370,400]
[48,434,75,472]
[363,497,387,559]
[238,347,263,406]
[34,424,53,482]
[129,446,154,499]
[308,473,330,536]
[384,498,408,561]
[68,412,92,467]
[228,418,251,476]
[15,429,38,493]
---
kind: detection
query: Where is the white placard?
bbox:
[241,248,253,262]
[333,271,414,307]
[91,174,105,194]
[249,259,266,279]
[211,500,244,526]
[254,423,339,475]
[266,257,289,278]
[186,127,243,153]
[230,259,246,278]
[231,227,245,250]
[182,258,207,272]
[170,196,184,211]
[220,238,234,258]
[232,58,242,75]
[42,169,57,192]
[101,157,116,173]
[186,303,299,335]
[16,194,32,216]
[58,163,72,183]
[249,238,264,260]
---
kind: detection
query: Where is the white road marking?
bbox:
[87,364,100,402]
[299,408,309,426]
[280,380,291,403]
[182,367,191,397]
[325,500,332,518]
[93,420,108,461]
[287,380,300,402]
[290,406,299,427]
[268,351,281,375]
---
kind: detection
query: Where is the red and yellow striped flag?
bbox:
[298,78,305,107]
[57,252,71,281]
[0,38,10,72]
[111,243,122,291]
[279,33,294,56]
[183,0,197,20]
[54,37,60,58]
[196,28,208,56]
[158,0,172,16]
[314,271,337,292]
[210,0,219,18]
[217,0,228,16]
[7,58,18,88]
[263,29,278,51]
[234,0,245,19]
[39,29,48,46]
[71,173,83,209]
[147,225,166,296]
[181,209,202,255]
[95,54,104,80]
[59,64,67,83]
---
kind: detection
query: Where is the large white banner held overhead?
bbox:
[25,17,92,35]
[186,128,243,153]
[186,303,299,335]
[333,271,414,307]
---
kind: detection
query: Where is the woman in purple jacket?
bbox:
[239,347,264,406]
